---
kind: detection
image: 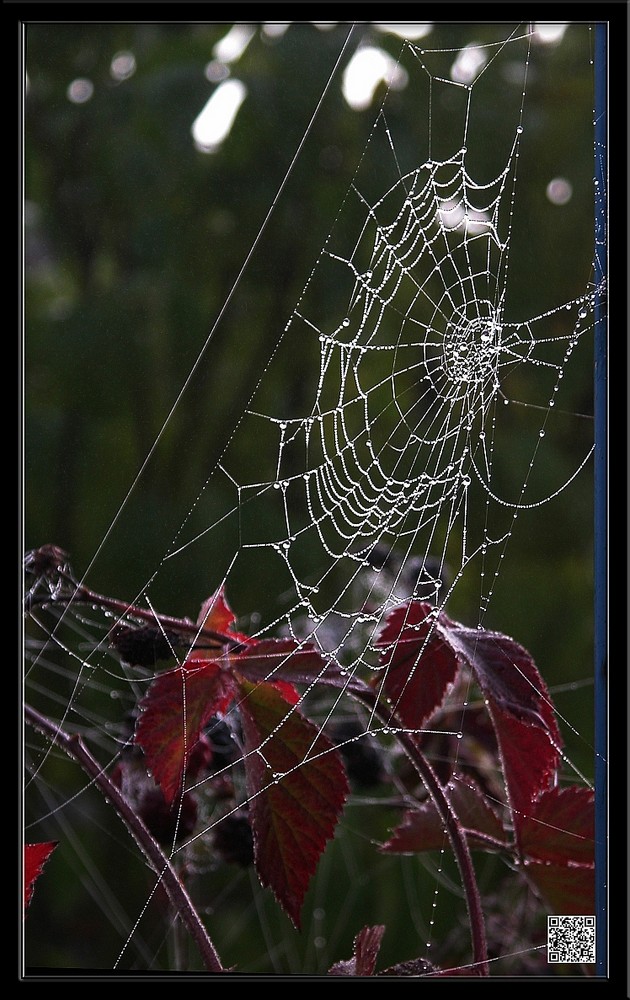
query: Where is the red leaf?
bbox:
[237,676,349,927]
[445,623,559,733]
[376,602,562,829]
[235,636,368,694]
[376,602,459,728]
[196,585,239,636]
[517,785,595,916]
[519,785,595,865]
[522,859,595,915]
[194,586,252,656]
[381,773,506,854]
[24,842,57,912]
[425,611,562,825]
[136,585,367,813]
[136,658,237,804]
[489,703,561,832]
[328,925,386,976]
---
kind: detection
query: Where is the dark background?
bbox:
[23,21,599,975]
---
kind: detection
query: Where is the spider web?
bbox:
[24,22,604,977]
[167,27,598,660]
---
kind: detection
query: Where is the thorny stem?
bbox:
[24,703,227,974]
[100,588,235,645]
[55,584,241,651]
[351,688,490,977]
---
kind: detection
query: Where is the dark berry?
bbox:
[139,786,198,845]
[110,624,177,666]
[333,721,383,789]
[212,813,254,867]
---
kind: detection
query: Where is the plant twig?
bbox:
[351,689,489,976]
[24,544,242,653]
[24,703,227,974]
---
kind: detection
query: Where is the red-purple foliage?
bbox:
[24,842,57,913]
[24,547,595,972]
[135,587,349,926]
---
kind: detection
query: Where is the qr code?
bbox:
[547,915,596,964]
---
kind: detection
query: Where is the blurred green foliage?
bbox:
[24,22,597,974]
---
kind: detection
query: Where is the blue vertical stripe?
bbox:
[593,19,607,980]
